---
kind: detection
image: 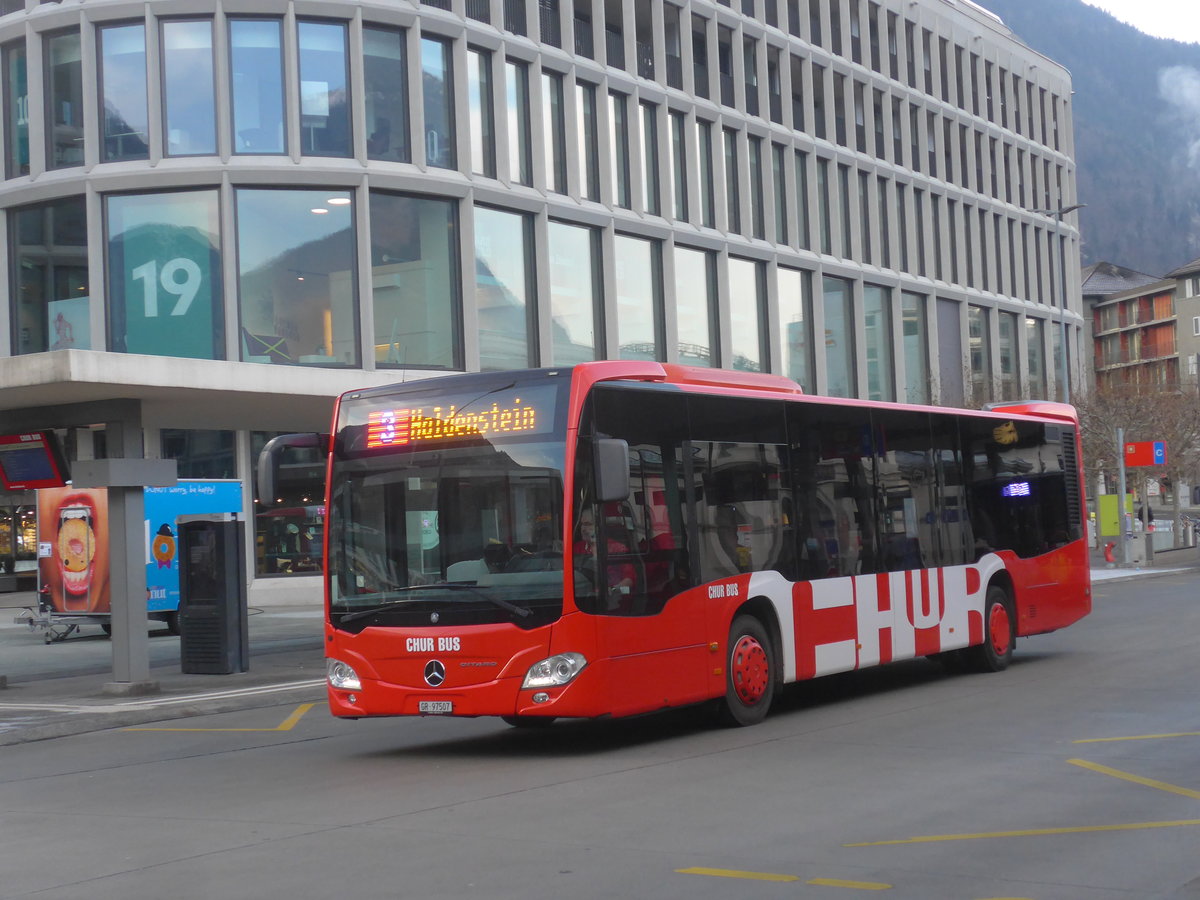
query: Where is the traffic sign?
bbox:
[1124,440,1167,467]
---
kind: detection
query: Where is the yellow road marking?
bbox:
[807,877,892,890]
[123,703,315,733]
[1074,731,1200,744]
[845,819,1200,846]
[676,867,798,882]
[1068,758,1200,800]
[676,868,891,889]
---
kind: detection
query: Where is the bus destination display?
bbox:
[364,385,557,450]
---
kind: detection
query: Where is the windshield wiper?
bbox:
[337,583,532,625]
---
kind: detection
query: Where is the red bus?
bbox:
[260,361,1090,727]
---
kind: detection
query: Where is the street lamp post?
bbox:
[1034,203,1086,404]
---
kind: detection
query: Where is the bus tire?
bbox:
[718,615,776,727]
[501,715,556,729]
[965,584,1015,673]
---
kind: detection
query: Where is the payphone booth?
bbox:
[178,514,249,674]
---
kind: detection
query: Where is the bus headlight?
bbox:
[327,658,362,691]
[522,652,587,689]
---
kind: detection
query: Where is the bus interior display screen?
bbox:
[360,384,559,451]
[1001,481,1032,498]
[0,431,69,490]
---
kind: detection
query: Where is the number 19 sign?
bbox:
[107,192,221,360]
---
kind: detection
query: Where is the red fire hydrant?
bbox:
[1103,541,1116,564]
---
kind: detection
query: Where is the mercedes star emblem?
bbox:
[424,660,446,687]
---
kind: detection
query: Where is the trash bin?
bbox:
[179,516,248,674]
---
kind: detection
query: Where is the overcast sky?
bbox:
[1081,0,1200,44]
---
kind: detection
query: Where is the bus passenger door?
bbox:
[586,386,707,715]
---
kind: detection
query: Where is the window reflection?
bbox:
[236,189,357,367]
[11,197,88,354]
[422,36,455,169]
[230,19,284,154]
[475,206,534,370]
[364,26,409,162]
[162,20,215,156]
[298,21,350,158]
[370,192,459,369]
[729,257,764,372]
[614,233,662,360]
[823,275,856,397]
[674,246,715,367]
[863,284,894,401]
[778,266,813,390]
[99,24,149,162]
[548,220,600,364]
[46,30,83,169]
[4,40,28,177]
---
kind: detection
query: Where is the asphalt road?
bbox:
[2,572,1199,900]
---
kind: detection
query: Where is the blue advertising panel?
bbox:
[144,480,243,612]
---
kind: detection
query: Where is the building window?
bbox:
[698,119,715,227]
[901,291,929,404]
[422,36,455,169]
[252,432,324,577]
[1027,317,1046,398]
[162,21,215,156]
[863,284,894,401]
[610,91,631,208]
[106,190,222,359]
[298,21,350,158]
[542,71,567,193]
[777,266,813,391]
[749,136,765,240]
[674,246,716,367]
[370,192,459,369]
[548,220,601,364]
[506,60,532,184]
[968,305,992,403]
[998,310,1018,399]
[773,143,788,245]
[823,274,855,397]
[640,101,660,215]
[816,157,831,255]
[474,206,535,370]
[3,39,28,177]
[729,257,765,372]
[99,24,149,162]
[577,80,600,201]
[236,189,357,367]
[11,197,88,354]
[160,430,236,479]
[230,19,284,154]
[670,111,688,221]
[1193,315,1200,337]
[724,127,740,233]
[467,48,496,176]
[614,234,663,360]
[364,26,410,163]
[45,30,84,168]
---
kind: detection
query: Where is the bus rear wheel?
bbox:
[718,615,776,727]
[965,585,1015,673]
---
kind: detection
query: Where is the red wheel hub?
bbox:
[989,603,1012,657]
[731,635,769,705]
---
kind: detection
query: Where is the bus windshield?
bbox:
[328,376,568,631]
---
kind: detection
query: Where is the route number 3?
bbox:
[132,257,202,317]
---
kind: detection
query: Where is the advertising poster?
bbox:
[144,481,243,613]
[37,487,111,614]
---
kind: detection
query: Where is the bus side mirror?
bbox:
[595,438,630,503]
[256,433,328,504]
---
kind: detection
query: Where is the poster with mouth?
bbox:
[37,487,111,614]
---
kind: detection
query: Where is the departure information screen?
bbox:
[0,432,68,490]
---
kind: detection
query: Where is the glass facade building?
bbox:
[0,0,1081,596]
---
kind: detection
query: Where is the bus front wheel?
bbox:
[718,615,776,727]
[965,585,1015,673]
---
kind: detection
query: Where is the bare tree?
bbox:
[1075,381,1200,547]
